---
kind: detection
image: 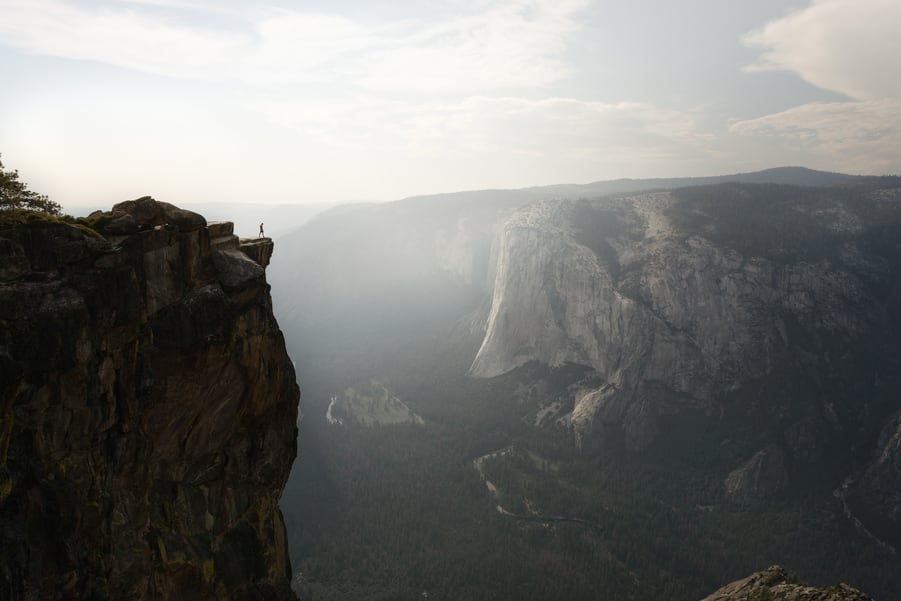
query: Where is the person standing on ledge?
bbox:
[259,222,264,238]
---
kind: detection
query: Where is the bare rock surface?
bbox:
[213,248,266,289]
[848,410,901,543]
[723,445,788,501]
[240,237,275,268]
[0,200,298,600]
[113,195,207,232]
[701,565,874,601]
[469,187,901,489]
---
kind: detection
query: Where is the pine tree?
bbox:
[0,154,61,215]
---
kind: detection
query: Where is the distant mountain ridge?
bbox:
[273,167,898,334]
[393,166,882,206]
[272,169,901,599]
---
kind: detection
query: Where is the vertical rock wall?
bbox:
[469,192,898,458]
[0,200,299,600]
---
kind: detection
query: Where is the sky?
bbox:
[0,0,899,210]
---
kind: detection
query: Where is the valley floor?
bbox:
[280,338,899,601]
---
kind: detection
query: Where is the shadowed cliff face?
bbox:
[0,199,299,600]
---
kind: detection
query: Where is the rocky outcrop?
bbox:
[700,565,874,601]
[0,199,298,600]
[239,238,275,269]
[111,195,207,232]
[724,445,788,501]
[847,410,901,543]
[469,186,901,472]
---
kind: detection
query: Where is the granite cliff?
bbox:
[469,184,901,505]
[269,175,901,600]
[0,198,299,600]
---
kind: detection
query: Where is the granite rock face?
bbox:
[723,445,788,502]
[112,196,207,232]
[700,565,874,601]
[469,185,901,501]
[0,200,299,600]
[238,238,276,270]
[847,410,901,543]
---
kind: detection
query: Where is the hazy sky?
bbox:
[0,0,899,209]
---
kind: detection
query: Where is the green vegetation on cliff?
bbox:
[0,155,61,215]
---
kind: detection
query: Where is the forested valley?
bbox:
[274,179,901,600]
[278,313,899,601]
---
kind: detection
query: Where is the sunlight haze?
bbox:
[0,0,898,210]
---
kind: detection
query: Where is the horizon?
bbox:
[1,0,899,209]
[55,163,896,239]
[22,163,896,221]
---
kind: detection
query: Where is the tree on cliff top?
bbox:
[0,154,61,215]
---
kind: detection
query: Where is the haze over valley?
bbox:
[271,169,901,600]
[2,0,901,599]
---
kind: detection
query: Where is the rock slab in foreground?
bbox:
[0,199,298,600]
[701,565,874,601]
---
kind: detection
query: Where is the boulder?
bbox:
[212,249,265,289]
[112,196,206,232]
[208,221,235,238]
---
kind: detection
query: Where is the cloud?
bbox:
[0,0,724,200]
[743,0,901,100]
[736,0,901,174]
[0,0,589,92]
[355,0,589,93]
[730,99,901,174]
[261,94,715,173]
[0,0,373,83]
[0,0,255,78]
[248,93,722,197]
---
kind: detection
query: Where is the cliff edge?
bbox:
[0,198,299,600]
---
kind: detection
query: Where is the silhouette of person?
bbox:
[259,222,264,238]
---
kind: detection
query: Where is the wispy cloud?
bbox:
[737,0,901,174]
[742,0,901,100]
[1,0,729,202]
[354,0,589,93]
[0,0,589,91]
[249,92,721,197]
[730,99,901,174]
[0,1,235,74]
[261,94,715,170]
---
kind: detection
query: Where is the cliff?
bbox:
[264,175,901,599]
[846,409,901,544]
[0,198,299,600]
[700,565,874,601]
[469,184,901,501]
